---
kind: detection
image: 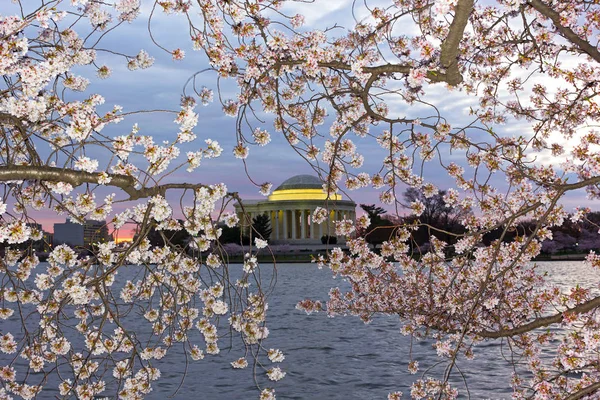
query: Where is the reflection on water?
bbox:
[1,261,598,399]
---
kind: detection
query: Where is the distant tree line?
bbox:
[221,214,271,245]
[145,214,272,249]
[360,189,600,257]
[360,188,468,253]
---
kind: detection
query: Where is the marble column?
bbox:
[291,209,297,240]
[301,209,306,239]
[310,209,316,239]
[283,209,288,239]
[274,210,280,240]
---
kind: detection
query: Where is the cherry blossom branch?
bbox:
[275,60,459,86]
[440,0,474,85]
[565,382,600,400]
[478,295,600,338]
[557,175,600,190]
[527,0,600,63]
[0,112,42,165]
[0,166,227,201]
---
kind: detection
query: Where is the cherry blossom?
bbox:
[267,349,285,363]
[266,367,286,382]
[2,0,600,398]
[255,238,268,248]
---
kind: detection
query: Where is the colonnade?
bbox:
[243,208,356,241]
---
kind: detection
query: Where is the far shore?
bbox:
[32,247,591,264]
[225,251,591,264]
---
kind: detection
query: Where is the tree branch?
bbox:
[0,166,215,201]
[565,382,600,400]
[527,0,600,63]
[478,295,600,338]
[440,0,474,85]
[276,60,456,85]
[0,112,43,165]
[557,175,600,191]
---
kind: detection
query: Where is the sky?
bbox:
[1,1,593,238]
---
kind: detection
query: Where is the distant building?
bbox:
[83,220,111,247]
[53,219,111,248]
[234,175,356,244]
[42,231,53,252]
[53,219,84,247]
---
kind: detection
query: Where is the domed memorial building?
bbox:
[234,175,356,244]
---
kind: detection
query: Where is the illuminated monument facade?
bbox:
[234,175,356,244]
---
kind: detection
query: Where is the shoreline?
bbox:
[534,254,589,261]
[226,252,591,264]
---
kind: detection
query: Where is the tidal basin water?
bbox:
[151,261,599,399]
[2,261,599,399]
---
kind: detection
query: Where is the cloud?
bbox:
[279,0,354,27]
